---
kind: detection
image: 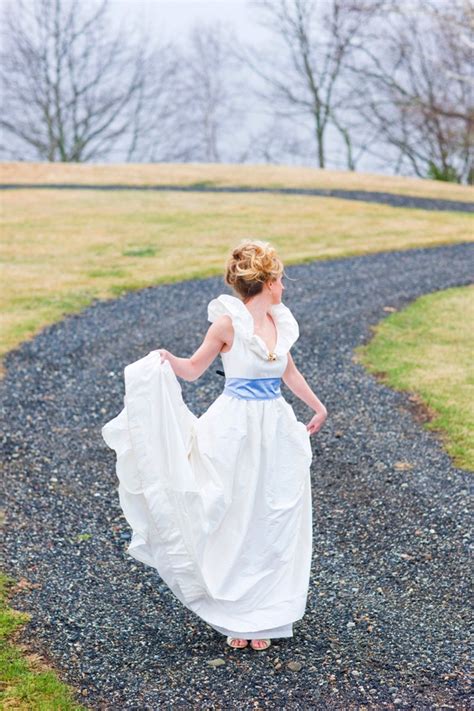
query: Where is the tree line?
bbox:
[1,0,472,183]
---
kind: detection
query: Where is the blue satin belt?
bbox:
[223,377,282,400]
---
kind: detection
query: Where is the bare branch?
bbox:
[0,0,178,161]
[348,0,473,183]
[242,0,383,169]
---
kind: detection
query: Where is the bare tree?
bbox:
[0,0,178,162]
[163,22,247,163]
[352,0,473,183]
[238,0,383,170]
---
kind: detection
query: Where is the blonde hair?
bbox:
[224,239,284,300]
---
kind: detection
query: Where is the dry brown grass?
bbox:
[1,161,473,202]
[1,176,472,378]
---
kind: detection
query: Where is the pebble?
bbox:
[287,661,303,672]
[207,658,225,667]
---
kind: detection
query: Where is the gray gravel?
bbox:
[1,241,473,709]
[1,182,473,212]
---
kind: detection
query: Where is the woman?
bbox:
[102,239,327,652]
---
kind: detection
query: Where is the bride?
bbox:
[102,239,328,651]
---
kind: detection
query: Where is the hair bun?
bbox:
[224,239,284,299]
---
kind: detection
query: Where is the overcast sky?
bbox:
[109,0,260,41]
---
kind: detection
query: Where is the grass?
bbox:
[354,285,474,471]
[1,187,472,373]
[0,572,85,710]
[1,161,473,202]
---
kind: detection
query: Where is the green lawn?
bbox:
[355,285,474,471]
[0,572,85,710]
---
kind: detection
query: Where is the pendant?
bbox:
[267,352,277,361]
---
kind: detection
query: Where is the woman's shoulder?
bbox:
[207,311,234,341]
[207,294,251,337]
[207,293,243,319]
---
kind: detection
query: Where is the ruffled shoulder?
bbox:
[207,293,299,360]
[270,301,300,355]
[207,294,253,340]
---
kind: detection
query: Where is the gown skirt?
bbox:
[101,294,313,639]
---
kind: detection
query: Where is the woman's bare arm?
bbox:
[282,352,328,433]
[157,315,233,381]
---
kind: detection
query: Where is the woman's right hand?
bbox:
[153,348,171,364]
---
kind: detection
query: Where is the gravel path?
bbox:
[1,242,473,709]
[1,182,473,212]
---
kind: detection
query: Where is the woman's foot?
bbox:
[250,638,271,651]
[226,636,248,648]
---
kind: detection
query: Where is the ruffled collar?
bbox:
[207,294,299,361]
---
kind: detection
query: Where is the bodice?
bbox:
[207,294,300,379]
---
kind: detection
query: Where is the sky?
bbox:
[109,0,261,41]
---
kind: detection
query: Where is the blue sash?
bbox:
[223,377,282,400]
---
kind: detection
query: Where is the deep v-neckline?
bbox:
[243,305,279,354]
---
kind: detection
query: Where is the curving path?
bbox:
[1,182,473,212]
[1,242,473,709]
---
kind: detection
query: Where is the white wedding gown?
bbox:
[101,294,313,640]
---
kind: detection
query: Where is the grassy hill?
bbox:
[1,163,472,374]
[2,161,473,201]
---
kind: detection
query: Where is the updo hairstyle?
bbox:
[224,239,284,301]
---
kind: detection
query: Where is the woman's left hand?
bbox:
[306,409,327,435]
